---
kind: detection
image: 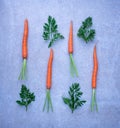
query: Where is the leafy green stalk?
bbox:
[70,54,78,77]
[43,89,53,112]
[43,16,64,48]
[63,83,86,113]
[91,88,98,112]
[18,59,27,80]
[77,17,95,43]
[16,85,35,111]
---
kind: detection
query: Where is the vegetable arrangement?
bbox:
[43,49,54,112]
[16,16,99,113]
[16,85,35,111]
[91,45,98,111]
[63,83,86,113]
[68,21,78,77]
[43,16,64,48]
[18,19,28,80]
[77,17,95,43]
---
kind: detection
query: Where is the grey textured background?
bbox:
[0,0,120,128]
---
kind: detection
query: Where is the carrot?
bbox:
[22,19,28,59]
[68,21,78,77]
[43,49,54,112]
[68,21,73,54]
[46,49,54,89]
[91,45,98,112]
[92,45,98,88]
[18,19,28,80]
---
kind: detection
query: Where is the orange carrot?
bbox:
[91,45,98,112]
[68,21,78,77]
[18,19,28,80]
[22,19,28,59]
[43,49,54,112]
[92,45,98,88]
[68,21,73,54]
[46,49,54,89]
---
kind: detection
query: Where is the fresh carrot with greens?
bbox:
[91,45,98,111]
[18,19,28,80]
[43,49,54,112]
[68,21,78,77]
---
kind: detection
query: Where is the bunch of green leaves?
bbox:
[77,17,95,43]
[63,83,86,113]
[43,16,64,48]
[16,85,35,111]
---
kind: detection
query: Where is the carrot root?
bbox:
[18,59,27,80]
[70,54,78,77]
[91,88,98,112]
[43,89,53,112]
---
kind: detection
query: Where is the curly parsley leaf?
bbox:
[77,17,95,43]
[63,83,86,113]
[16,85,35,111]
[43,16,64,48]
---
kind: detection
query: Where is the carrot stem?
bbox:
[70,57,74,77]
[18,59,27,80]
[91,88,98,112]
[70,54,78,77]
[47,91,49,112]
[48,90,53,111]
[43,89,53,112]
[43,92,48,112]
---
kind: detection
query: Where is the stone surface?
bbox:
[0,0,120,128]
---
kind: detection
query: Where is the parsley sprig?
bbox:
[16,85,35,111]
[77,17,95,43]
[43,16,64,48]
[63,83,86,113]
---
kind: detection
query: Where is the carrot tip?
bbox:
[50,48,53,54]
[25,19,28,22]
[94,45,96,49]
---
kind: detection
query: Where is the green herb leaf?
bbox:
[43,16,64,48]
[63,98,71,105]
[77,17,95,43]
[62,83,86,113]
[16,85,35,111]
[16,100,25,106]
